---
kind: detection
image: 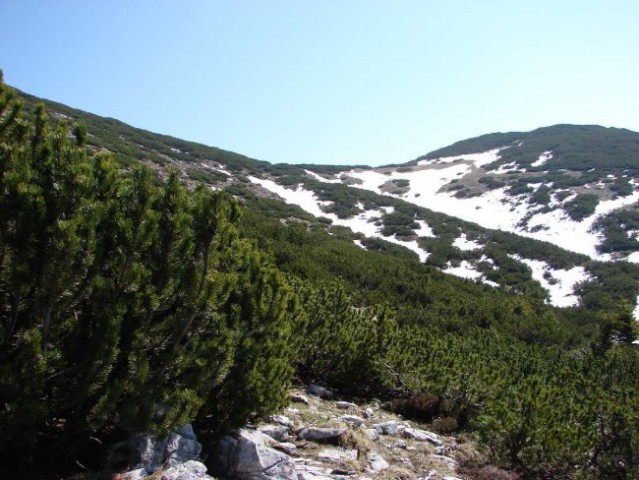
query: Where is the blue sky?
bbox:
[1,1,638,166]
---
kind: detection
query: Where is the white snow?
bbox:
[417,148,503,168]
[453,233,482,251]
[444,260,483,280]
[634,295,639,321]
[340,153,639,260]
[248,176,430,262]
[201,163,232,176]
[531,151,552,168]
[509,255,591,308]
[304,169,343,184]
[627,252,639,263]
[415,220,435,237]
[492,162,522,175]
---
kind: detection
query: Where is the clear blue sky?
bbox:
[1,1,638,166]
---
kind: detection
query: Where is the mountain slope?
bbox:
[15,88,639,312]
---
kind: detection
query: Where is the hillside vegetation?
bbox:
[1,75,639,479]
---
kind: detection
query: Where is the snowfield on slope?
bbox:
[509,255,591,308]
[341,150,639,260]
[248,176,429,262]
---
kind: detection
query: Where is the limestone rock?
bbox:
[270,414,294,429]
[365,428,379,441]
[335,401,358,409]
[366,452,389,473]
[110,424,202,473]
[362,408,375,419]
[273,442,298,455]
[157,460,213,480]
[338,414,365,425]
[372,420,398,435]
[296,426,346,442]
[212,429,297,480]
[258,424,290,442]
[401,427,442,446]
[317,448,358,463]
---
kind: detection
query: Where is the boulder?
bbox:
[212,429,297,480]
[296,427,346,442]
[362,408,375,419]
[110,424,202,473]
[372,421,398,435]
[335,401,358,409]
[306,384,333,399]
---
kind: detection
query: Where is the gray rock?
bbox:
[338,414,365,425]
[273,442,298,456]
[335,401,358,409]
[362,408,374,419]
[258,424,290,442]
[212,429,297,480]
[296,426,346,442]
[120,461,213,480]
[159,460,214,480]
[366,452,389,473]
[271,414,294,429]
[401,427,442,446]
[111,424,202,472]
[291,393,310,405]
[372,421,398,435]
[306,384,333,399]
[365,428,379,441]
[317,448,358,463]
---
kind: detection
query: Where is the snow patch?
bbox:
[509,255,591,307]
[249,176,430,262]
[531,151,552,168]
[304,169,343,184]
[444,261,482,281]
[415,220,435,237]
[453,233,482,251]
[417,148,503,168]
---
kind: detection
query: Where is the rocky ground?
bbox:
[115,385,511,480]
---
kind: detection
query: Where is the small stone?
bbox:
[336,401,358,409]
[291,393,310,405]
[271,414,295,429]
[317,448,358,463]
[365,428,379,441]
[338,415,365,425]
[362,408,374,419]
[391,439,407,450]
[273,442,298,455]
[258,424,290,442]
[366,452,389,473]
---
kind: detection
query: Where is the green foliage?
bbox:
[565,193,599,221]
[0,82,296,472]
